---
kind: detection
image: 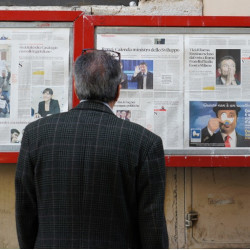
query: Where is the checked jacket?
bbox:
[16,100,168,249]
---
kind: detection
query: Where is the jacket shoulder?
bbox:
[118,118,162,146]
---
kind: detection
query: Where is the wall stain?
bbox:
[208,198,235,205]
[0,209,11,215]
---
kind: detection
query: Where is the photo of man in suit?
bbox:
[10,128,20,143]
[216,54,241,86]
[16,50,168,249]
[201,101,250,147]
[120,62,128,89]
[131,62,153,89]
[116,110,130,121]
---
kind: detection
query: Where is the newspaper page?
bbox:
[0,28,69,148]
[185,34,250,148]
[96,34,184,149]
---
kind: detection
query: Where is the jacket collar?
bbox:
[71,100,115,116]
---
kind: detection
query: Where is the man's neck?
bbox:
[80,99,114,110]
[108,100,115,109]
[221,129,236,138]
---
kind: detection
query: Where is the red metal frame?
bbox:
[0,10,83,163]
[82,15,250,167]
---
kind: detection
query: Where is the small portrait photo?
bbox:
[10,128,21,143]
[31,87,62,119]
[154,38,165,45]
[120,60,153,90]
[216,49,241,86]
[10,127,26,144]
[0,44,11,118]
[116,110,131,121]
[0,34,8,40]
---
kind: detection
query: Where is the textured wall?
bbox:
[0,165,18,249]
[90,0,202,15]
[204,0,250,16]
[0,0,203,15]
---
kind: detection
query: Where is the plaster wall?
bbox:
[204,0,250,16]
[0,0,202,15]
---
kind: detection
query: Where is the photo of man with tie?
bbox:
[131,62,153,89]
[201,101,250,147]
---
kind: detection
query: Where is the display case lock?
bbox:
[185,212,198,228]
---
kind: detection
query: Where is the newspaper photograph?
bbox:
[184,34,250,149]
[189,101,250,148]
[0,28,69,147]
[185,34,250,100]
[3,30,248,152]
[96,33,184,149]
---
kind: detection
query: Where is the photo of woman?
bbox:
[35,88,60,118]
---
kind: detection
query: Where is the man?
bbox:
[120,62,128,89]
[0,66,11,113]
[15,50,168,248]
[0,87,9,115]
[216,56,240,85]
[201,101,250,147]
[11,129,20,143]
[120,110,129,121]
[131,62,153,89]
[0,65,11,96]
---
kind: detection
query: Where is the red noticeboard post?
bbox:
[1,13,250,167]
[0,10,83,163]
[82,15,250,167]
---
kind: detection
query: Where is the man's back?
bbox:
[16,100,168,248]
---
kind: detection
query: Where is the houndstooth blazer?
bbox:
[15,100,168,249]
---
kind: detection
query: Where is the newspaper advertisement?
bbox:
[0,28,69,147]
[96,34,184,149]
[185,34,250,148]
[189,101,250,147]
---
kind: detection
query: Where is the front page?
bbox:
[185,34,250,148]
[97,33,184,149]
[0,28,69,147]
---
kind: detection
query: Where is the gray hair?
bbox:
[74,50,121,103]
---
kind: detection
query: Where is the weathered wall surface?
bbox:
[0,0,203,15]
[204,0,250,16]
[90,0,202,15]
[0,165,17,249]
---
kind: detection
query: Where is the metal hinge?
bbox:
[185,212,198,228]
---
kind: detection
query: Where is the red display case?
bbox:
[82,15,250,167]
[0,10,83,163]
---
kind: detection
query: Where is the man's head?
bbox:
[139,62,148,74]
[217,56,236,78]
[11,129,20,142]
[74,50,121,104]
[121,110,127,119]
[213,102,240,134]
[116,110,121,118]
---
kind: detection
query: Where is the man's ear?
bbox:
[218,68,221,75]
[73,78,79,100]
[108,84,122,109]
[115,84,122,102]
